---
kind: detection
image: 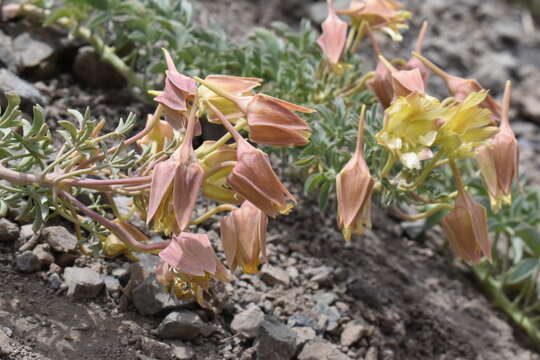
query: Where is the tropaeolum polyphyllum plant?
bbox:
[0,48,313,308]
[318,0,519,265]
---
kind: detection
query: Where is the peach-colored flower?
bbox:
[154,49,201,135]
[220,201,268,274]
[441,189,492,264]
[317,0,348,65]
[137,117,175,153]
[413,52,501,120]
[476,81,518,212]
[205,100,296,217]
[147,106,203,235]
[337,106,374,241]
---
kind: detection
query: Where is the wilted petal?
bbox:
[147,160,178,224]
[368,60,394,109]
[159,233,218,277]
[163,49,197,95]
[391,68,425,97]
[172,162,204,232]
[317,0,348,65]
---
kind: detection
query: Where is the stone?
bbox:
[260,266,290,287]
[102,274,121,293]
[12,32,55,68]
[0,329,13,357]
[306,0,350,23]
[292,327,316,351]
[73,46,126,89]
[153,311,204,340]
[139,336,171,360]
[171,341,195,360]
[15,251,41,273]
[0,218,19,242]
[231,306,265,338]
[255,316,297,360]
[32,243,54,266]
[49,263,62,273]
[19,224,35,243]
[0,30,16,72]
[0,69,46,111]
[340,321,373,347]
[365,347,378,360]
[298,339,351,360]
[42,226,77,253]
[63,267,104,300]
[112,266,130,283]
[48,272,62,290]
[131,275,190,316]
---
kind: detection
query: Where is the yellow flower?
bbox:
[436,91,499,158]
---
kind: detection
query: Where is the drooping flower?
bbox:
[413,52,501,120]
[441,189,492,264]
[147,105,204,235]
[197,77,315,147]
[317,0,348,65]
[102,219,149,260]
[337,106,374,241]
[154,49,201,134]
[158,233,230,306]
[436,91,499,158]
[337,0,411,41]
[199,75,262,124]
[205,100,296,217]
[366,28,394,109]
[220,201,268,274]
[476,81,518,212]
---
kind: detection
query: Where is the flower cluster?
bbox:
[318,0,519,265]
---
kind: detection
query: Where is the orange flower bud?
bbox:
[337,106,374,241]
[441,189,492,264]
[220,201,268,274]
[317,0,348,65]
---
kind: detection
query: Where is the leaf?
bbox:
[506,258,539,284]
[58,121,79,142]
[515,224,540,257]
[304,173,325,195]
[318,181,331,211]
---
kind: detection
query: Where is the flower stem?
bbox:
[189,204,237,225]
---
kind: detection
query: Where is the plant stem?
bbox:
[392,203,453,221]
[195,119,247,159]
[405,151,443,190]
[189,204,237,225]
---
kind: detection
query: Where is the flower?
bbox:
[154,49,201,134]
[476,81,518,212]
[436,91,499,158]
[199,75,262,124]
[441,189,492,264]
[158,233,230,306]
[137,117,175,154]
[337,106,374,241]
[205,100,296,217]
[220,201,268,274]
[102,219,149,260]
[197,77,314,147]
[338,0,411,41]
[147,106,204,235]
[317,0,348,65]
[413,52,501,119]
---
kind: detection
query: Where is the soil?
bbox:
[1,1,540,360]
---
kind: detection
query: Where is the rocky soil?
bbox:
[2,1,540,360]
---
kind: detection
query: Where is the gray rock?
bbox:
[19,224,34,243]
[306,0,350,24]
[63,267,104,300]
[0,31,16,72]
[48,272,62,290]
[261,266,290,287]
[73,46,126,89]
[292,327,316,351]
[139,336,171,360]
[298,339,351,360]
[231,306,265,338]
[131,275,189,316]
[15,251,41,273]
[153,311,203,340]
[315,302,341,333]
[42,226,77,253]
[32,243,54,266]
[102,274,121,293]
[0,218,19,242]
[340,321,373,347]
[12,32,55,68]
[0,329,13,357]
[365,347,378,360]
[255,317,297,360]
[112,266,130,282]
[171,341,195,360]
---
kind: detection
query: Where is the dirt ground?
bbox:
[2,0,540,360]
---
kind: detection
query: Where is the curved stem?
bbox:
[405,151,444,190]
[59,190,169,252]
[392,203,453,221]
[380,153,396,179]
[195,119,247,159]
[189,204,237,225]
[449,159,465,192]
